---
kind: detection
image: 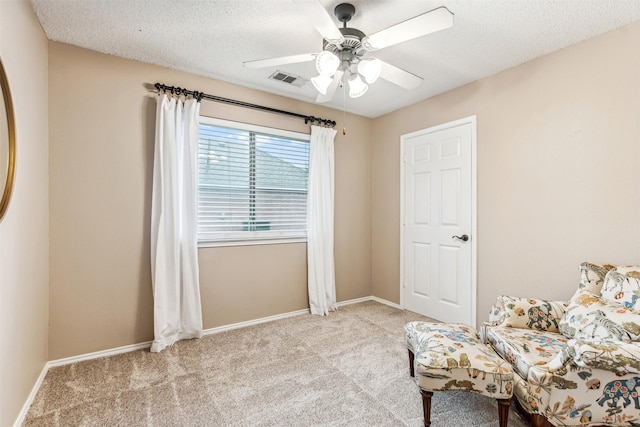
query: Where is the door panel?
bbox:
[439,245,459,304]
[413,172,431,224]
[413,143,431,162]
[440,137,461,159]
[440,169,460,225]
[412,243,430,297]
[401,119,474,325]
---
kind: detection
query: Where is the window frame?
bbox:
[197,116,311,248]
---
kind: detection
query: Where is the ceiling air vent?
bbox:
[269,70,306,88]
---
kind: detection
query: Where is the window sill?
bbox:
[198,238,307,248]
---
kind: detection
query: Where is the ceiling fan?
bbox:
[243,0,454,103]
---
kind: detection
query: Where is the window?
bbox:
[198,117,310,246]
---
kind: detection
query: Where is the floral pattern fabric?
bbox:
[481,262,640,426]
[559,290,640,342]
[485,295,567,332]
[579,262,616,295]
[486,323,640,425]
[615,266,640,276]
[405,322,514,400]
[405,321,477,355]
[567,339,640,375]
[525,357,640,425]
[524,351,640,426]
[486,326,567,379]
[601,270,640,310]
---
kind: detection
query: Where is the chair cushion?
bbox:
[559,290,640,342]
[601,270,640,310]
[486,326,567,379]
[410,322,514,400]
[405,321,482,357]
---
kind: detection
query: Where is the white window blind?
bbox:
[198,117,310,245]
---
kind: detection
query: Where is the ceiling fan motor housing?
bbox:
[323,27,365,49]
[322,26,366,72]
[318,3,367,72]
[334,3,355,24]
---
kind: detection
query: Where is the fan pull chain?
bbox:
[342,80,347,135]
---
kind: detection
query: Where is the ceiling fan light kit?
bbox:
[348,74,368,98]
[311,74,333,95]
[244,1,454,103]
[313,44,378,99]
[357,58,381,84]
[315,51,340,76]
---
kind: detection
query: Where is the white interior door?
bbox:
[401,117,476,325]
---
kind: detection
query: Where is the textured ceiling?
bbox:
[30,0,640,118]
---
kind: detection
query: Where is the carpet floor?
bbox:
[23,301,529,426]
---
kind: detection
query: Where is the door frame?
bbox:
[399,115,478,326]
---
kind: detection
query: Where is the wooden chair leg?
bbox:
[531,414,554,427]
[497,398,511,427]
[408,349,415,377]
[420,390,433,427]
[513,397,554,427]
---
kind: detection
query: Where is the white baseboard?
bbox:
[337,296,372,307]
[13,362,49,427]
[15,295,403,426]
[48,341,153,368]
[202,295,401,334]
[202,308,310,336]
[370,295,402,309]
[336,295,401,309]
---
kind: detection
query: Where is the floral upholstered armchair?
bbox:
[480,262,640,427]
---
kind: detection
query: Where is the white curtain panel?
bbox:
[307,125,338,316]
[150,94,203,352]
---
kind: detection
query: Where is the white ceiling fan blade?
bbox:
[379,61,423,90]
[316,70,344,103]
[293,0,345,44]
[362,7,453,51]
[243,53,316,69]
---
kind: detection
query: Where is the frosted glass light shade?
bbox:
[311,74,333,95]
[315,51,340,76]
[357,58,381,84]
[348,74,368,98]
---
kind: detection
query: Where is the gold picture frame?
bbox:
[0,57,16,222]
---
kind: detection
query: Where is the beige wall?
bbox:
[372,22,640,325]
[0,1,49,425]
[48,42,372,360]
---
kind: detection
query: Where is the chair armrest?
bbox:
[485,295,568,332]
[567,339,640,375]
[525,342,640,424]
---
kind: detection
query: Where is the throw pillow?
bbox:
[495,295,566,332]
[559,290,640,342]
[615,265,640,278]
[601,270,640,310]
[578,262,615,295]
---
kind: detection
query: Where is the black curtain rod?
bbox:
[154,83,336,128]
